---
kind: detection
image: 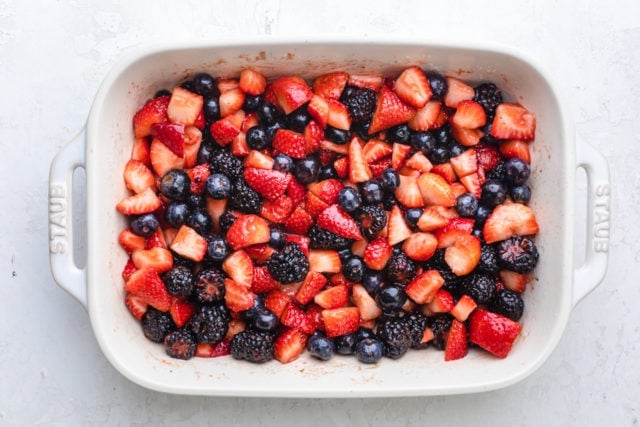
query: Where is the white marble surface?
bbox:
[1,0,638,425]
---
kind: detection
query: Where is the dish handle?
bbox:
[573,137,610,307]
[49,129,87,308]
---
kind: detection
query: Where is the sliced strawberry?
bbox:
[210,117,241,146]
[304,191,330,219]
[416,206,449,232]
[169,297,196,328]
[244,150,274,169]
[313,284,348,310]
[451,124,483,147]
[149,138,184,177]
[242,113,261,133]
[391,142,412,170]
[430,162,457,183]
[387,204,412,246]
[469,309,522,358]
[363,237,393,271]
[475,143,501,171]
[251,266,280,293]
[124,268,171,312]
[222,249,254,288]
[187,164,211,194]
[274,328,308,364]
[499,140,531,164]
[239,68,267,95]
[295,272,328,305]
[150,122,185,157]
[317,204,363,240]
[417,172,456,207]
[348,73,384,91]
[119,228,147,253]
[307,178,343,205]
[280,302,315,334]
[230,132,249,158]
[195,339,231,358]
[368,85,416,134]
[321,140,350,156]
[308,249,342,274]
[444,319,468,361]
[244,243,274,265]
[402,232,437,262]
[306,303,325,332]
[226,319,246,340]
[369,158,393,179]
[123,159,155,194]
[347,137,372,183]
[451,100,486,129]
[393,66,432,108]
[313,71,349,100]
[219,87,245,118]
[224,278,256,312]
[260,196,294,223]
[225,214,271,250]
[217,77,239,93]
[307,94,329,128]
[499,270,527,293]
[408,100,442,131]
[425,289,454,313]
[351,283,382,321]
[167,86,203,126]
[131,247,173,273]
[362,139,392,164]
[450,148,478,178]
[333,156,349,179]
[133,96,169,138]
[272,129,307,159]
[327,99,352,130]
[482,203,540,244]
[122,258,137,281]
[162,227,178,247]
[145,228,167,250]
[116,187,162,216]
[169,225,207,262]
[284,205,314,235]
[265,289,292,318]
[124,293,147,320]
[443,77,475,108]
[450,294,478,322]
[460,172,482,198]
[304,120,323,152]
[206,197,227,233]
[394,174,424,208]
[405,151,433,173]
[243,168,291,201]
[322,307,360,338]
[405,270,445,304]
[286,178,306,205]
[270,76,313,115]
[131,137,151,165]
[443,233,481,276]
[490,103,536,141]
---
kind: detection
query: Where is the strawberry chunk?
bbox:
[402,232,437,262]
[123,159,155,194]
[295,272,328,305]
[274,328,308,364]
[308,249,342,274]
[313,284,349,310]
[222,250,254,288]
[149,138,184,177]
[116,187,162,216]
[124,268,171,312]
[351,284,382,321]
[469,309,522,358]
[272,129,307,159]
[369,85,416,134]
[169,225,208,262]
[167,87,203,126]
[444,319,468,361]
[150,122,185,157]
[313,71,349,100]
[239,68,267,95]
[280,302,316,334]
[393,66,432,108]
[169,297,196,328]
[270,76,313,115]
[124,293,147,320]
[224,278,256,312]
[451,100,486,129]
[225,214,271,250]
[490,103,536,141]
[317,204,363,240]
[131,247,174,273]
[322,307,360,338]
[133,96,169,138]
[348,137,372,183]
[363,237,393,271]
[405,270,445,304]
[482,203,539,244]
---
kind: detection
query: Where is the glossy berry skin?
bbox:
[306,334,335,361]
[456,193,479,218]
[510,184,532,204]
[165,202,191,228]
[427,73,447,100]
[287,106,311,133]
[334,333,357,355]
[142,307,176,343]
[360,180,384,205]
[160,169,191,201]
[376,283,407,311]
[246,126,270,150]
[475,204,492,228]
[192,72,216,96]
[381,168,400,192]
[410,131,437,154]
[154,89,171,98]
[318,165,338,180]
[130,213,160,237]
[252,309,279,332]
[342,256,365,282]
[293,155,321,184]
[504,158,531,185]
[243,94,263,112]
[186,193,205,209]
[269,227,286,249]
[434,126,453,146]
[404,208,423,228]
[324,126,350,144]
[357,327,376,342]
[362,271,384,294]
[206,235,230,263]
[257,102,281,126]
[202,97,221,121]
[272,153,294,173]
[338,187,362,212]
[386,124,410,144]
[481,179,508,208]
[449,143,465,158]
[206,173,231,199]
[355,338,384,364]
[429,146,450,164]
[187,209,213,236]
[490,289,525,321]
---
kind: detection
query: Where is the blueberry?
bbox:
[510,184,532,204]
[456,193,479,218]
[306,334,335,361]
[269,227,286,249]
[337,248,352,262]
[481,179,508,208]
[381,168,400,192]
[475,204,492,227]
[257,102,281,126]
[386,124,410,144]
[187,209,212,236]
[355,338,383,364]
[242,294,266,322]
[360,180,383,205]
[205,173,231,199]
[342,256,365,282]
[164,202,191,228]
[504,158,531,185]
[246,126,270,150]
[434,126,453,146]
[266,120,286,140]
[293,155,321,184]
[253,309,279,332]
[286,106,311,132]
[338,187,362,212]
[324,126,350,145]
[362,271,384,294]
[429,146,450,164]
[356,327,376,342]
[272,153,294,173]
[410,131,437,153]
[160,170,191,201]
[449,143,466,158]
[186,193,205,209]
[376,284,407,311]
[197,140,216,164]
[154,89,171,98]
[318,165,338,180]
[243,94,263,113]
[202,97,220,121]
[130,213,159,237]
[426,73,447,100]
[206,235,229,262]
[334,333,357,355]
[404,208,423,228]
[191,73,216,96]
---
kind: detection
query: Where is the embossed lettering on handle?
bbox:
[49,183,68,254]
[593,183,610,253]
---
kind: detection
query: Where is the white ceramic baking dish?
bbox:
[49,37,610,397]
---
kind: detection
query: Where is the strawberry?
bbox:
[162,227,178,247]
[280,302,316,334]
[239,68,267,95]
[405,270,445,304]
[274,328,308,364]
[210,117,240,146]
[430,162,457,184]
[244,244,274,265]
[149,138,184,177]
[451,124,483,147]
[169,297,196,328]
[460,172,482,198]
[123,159,155,194]
[230,132,249,158]
[405,151,433,173]
[286,178,306,205]
[304,191,330,219]
[450,294,477,322]
[260,196,294,223]
[416,206,449,232]
[270,76,314,114]
[251,266,279,294]
[294,272,328,305]
[133,96,169,138]
[169,225,207,262]
[187,164,211,194]
[131,247,173,273]
[317,204,363,240]
[443,233,481,276]
[306,303,325,332]
[450,148,478,178]
[450,182,467,199]
[265,289,291,318]
[408,100,442,131]
[369,158,393,179]
[304,120,323,152]
[145,228,167,250]
[193,111,205,130]
[391,142,412,170]
[444,319,468,361]
[224,278,256,312]
[417,172,456,207]
[131,137,151,165]
[393,66,432,108]
[394,174,424,208]
[499,140,531,164]
[308,249,342,274]
[226,319,246,339]
[363,139,392,164]
[167,87,203,126]
[222,250,254,288]
[499,270,527,293]
[225,214,271,250]
[217,77,239,93]
[219,87,245,118]
[321,140,349,155]
[119,228,146,253]
[443,76,475,108]
[195,339,231,358]
[351,284,382,321]
[307,179,343,205]
[313,71,349,100]
[284,205,314,235]
[122,258,137,281]
[402,232,437,262]
[387,205,412,246]
[327,99,352,130]
[333,156,349,178]
[490,103,536,141]
[124,268,171,312]
[206,197,227,233]
[451,100,486,129]
[363,237,393,270]
[313,284,348,310]
[150,122,185,157]
[368,85,416,134]
[244,150,274,169]
[348,73,384,91]
[482,203,539,244]
[475,143,501,171]
[469,309,522,358]
[243,168,291,201]
[116,187,162,216]
[307,95,329,128]
[425,289,454,313]
[348,137,372,183]
[124,293,147,320]
[272,129,307,159]
[322,307,360,338]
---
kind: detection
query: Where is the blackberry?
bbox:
[192,268,225,304]
[427,314,453,350]
[356,205,387,240]
[384,250,417,285]
[189,304,230,344]
[462,273,496,304]
[230,330,274,363]
[171,252,195,270]
[266,242,309,284]
[341,87,377,125]
[162,266,194,296]
[141,307,176,343]
[164,329,197,360]
[209,150,243,180]
[308,225,353,249]
[496,236,539,273]
[229,179,262,214]
[486,160,506,182]
[403,312,429,349]
[376,318,412,359]
[477,244,500,274]
[490,289,525,321]
[474,83,503,117]
[218,210,237,233]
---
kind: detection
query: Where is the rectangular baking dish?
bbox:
[49,37,610,397]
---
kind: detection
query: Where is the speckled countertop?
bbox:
[1,0,638,425]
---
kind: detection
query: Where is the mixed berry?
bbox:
[117,64,539,365]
